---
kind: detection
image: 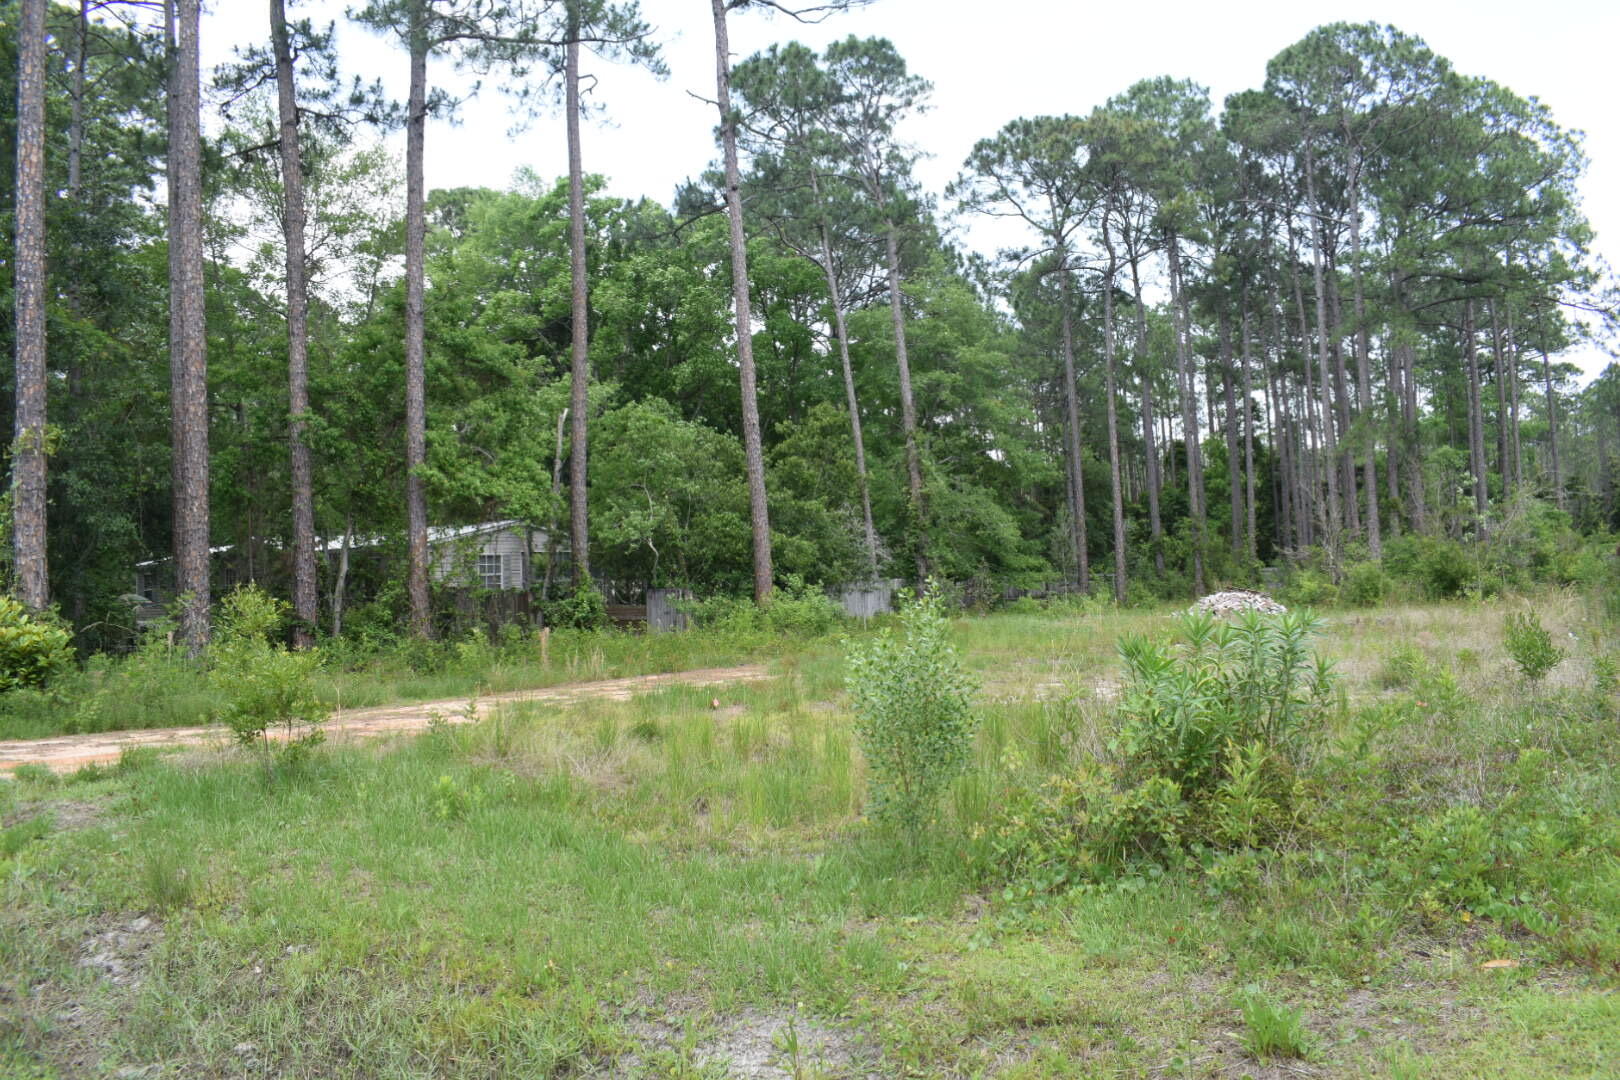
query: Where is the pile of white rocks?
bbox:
[1190,590,1287,616]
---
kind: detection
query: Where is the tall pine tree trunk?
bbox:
[1542,347,1563,510]
[1302,148,1341,545]
[1506,304,1523,492]
[1240,296,1258,562]
[1220,314,1242,557]
[816,217,878,579]
[1402,340,1426,532]
[1381,337,1402,532]
[887,226,929,585]
[403,0,432,636]
[12,0,48,612]
[711,0,773,604]
[1127,253,1163,573]
[1327,273,1358,538]
[1464,301,1489,529]
[272,0,317,647]
[1057,261,1089,592]
[1167,236,1203,595]
[566,24,591,588]
[1100,224,1125,603]
[1348,170,1380,557]
[168,0,210,652]
[1490,299,1510,499]
[65,0,87,409]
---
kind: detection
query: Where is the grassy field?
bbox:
[0,624,785,743]
[2,595,1617,1077]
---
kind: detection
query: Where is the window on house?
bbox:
[477,552,503,590]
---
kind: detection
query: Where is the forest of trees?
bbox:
[3,0,1618,652]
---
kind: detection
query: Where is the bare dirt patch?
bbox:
[0,664,774,776]
[622,1007,877,1078]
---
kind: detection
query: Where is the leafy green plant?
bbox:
[1283,570,1338,608]
[1504,611,1565,685]
[544,581,609,631]
[213,586,326,761]
[687,576,845,639]
[1592,653,1618,697]
[7,763,56,786]
[846,588,978,834]
[140,845,195,912]
[991,611,1337,890]
[1341,561,1388,607]
[0,595,72,692]
[761,576,844,636]
[1238,989,1313,1062]
[0,814,51,859]
[1113,611,1335,798]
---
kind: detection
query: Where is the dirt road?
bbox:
[0,664,772,777]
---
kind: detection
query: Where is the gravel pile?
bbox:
[1191,590,1287,616]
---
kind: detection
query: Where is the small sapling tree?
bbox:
[1504,611,1564,686]
[846,587,977,834]
[214,586,326,768]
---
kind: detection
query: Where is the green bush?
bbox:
[1113,611,1335,798]
[1239,990,1313,1062]
[846,589,978,833]
[213,586,326,755]
[688,576,845,639]
[1340,561,1388,607]
[0,595,73,692]
[1378,643,1427,689]
[762,576,845,636]
[1284,570,1338,608]
[543,580,608,631]
[991,611,1337,888]
[1504,610,1564,685]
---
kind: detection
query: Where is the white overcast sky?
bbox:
[201,0,1620,377]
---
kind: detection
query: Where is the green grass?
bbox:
[2,596,1617,1077]
[0,623,838,742]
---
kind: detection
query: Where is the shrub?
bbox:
[1340,561,1388,607]
[1504,611,1564,685]
[213,586,326,756]
[1378,643,1426,689]
[543,580,608,631]
[1284,570,1338,608]
[0,595,73,692]
[762,576,844,636]
[991,611,1337,888]
[688,576,845,639]
[1593,653,1618,697]
[846,589,978,833]
[1113,611,1335,799]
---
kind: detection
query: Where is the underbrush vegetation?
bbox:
[989,610,1338,889]
[0,590,854,742]
[2,592,1618,1077]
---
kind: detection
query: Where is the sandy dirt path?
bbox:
[0,664,773,777]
